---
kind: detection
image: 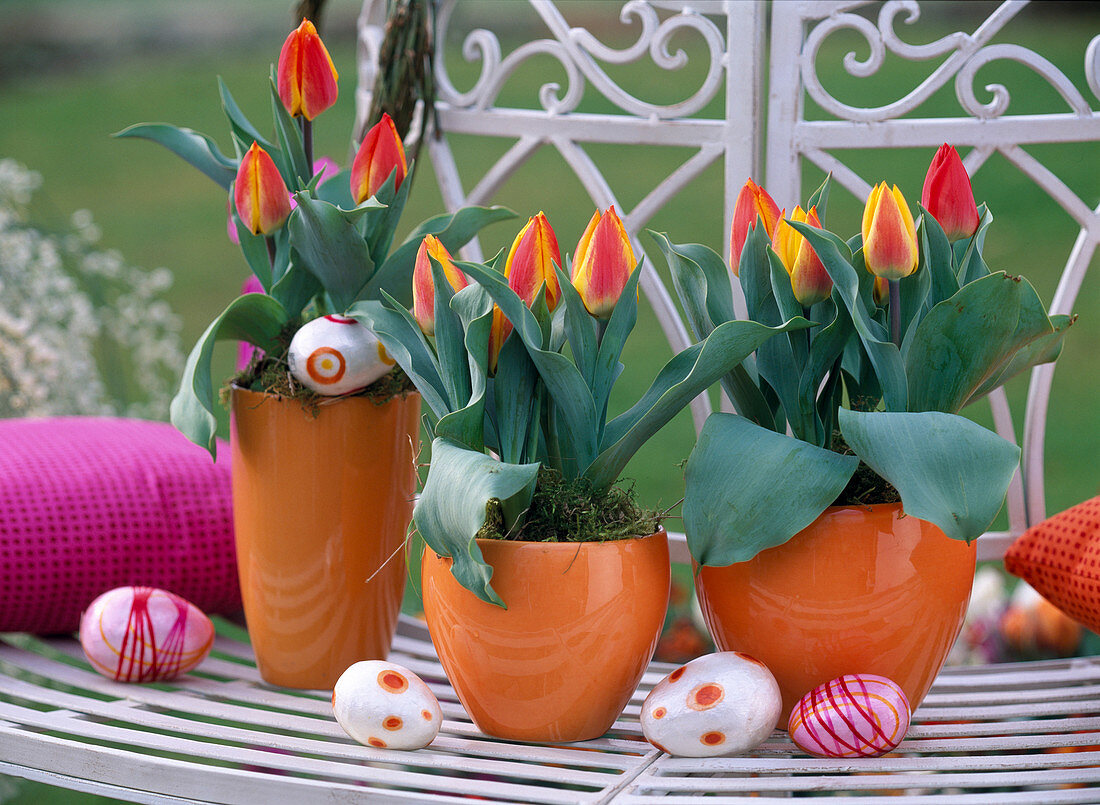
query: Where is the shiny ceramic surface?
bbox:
[230,388,419,689]
[422,532,670,742]
[696,504,976,721]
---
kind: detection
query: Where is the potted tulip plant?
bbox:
[351,207,804,741]
[118,19,511,689]
[652,144,1074,717]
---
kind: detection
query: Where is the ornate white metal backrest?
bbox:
[356,0,1100,556]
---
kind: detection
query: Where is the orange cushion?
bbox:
[1004,496,1100,633]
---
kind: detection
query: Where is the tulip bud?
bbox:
[412,235,468,336]
[489,212,562,370]
[861,182,919,281]
[872,276,889,307]
[571,207,636,319]
[233,142,292,235]
[277,20,339,121]
[350,113,408,205]
[772,206,832,308]
[921,144,979,242]
[730,178,781,274]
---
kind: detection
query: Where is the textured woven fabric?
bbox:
[1004,496,1100,634]
[0,418,239,634]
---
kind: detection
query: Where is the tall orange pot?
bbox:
[421,531,670,742]
[230,387,419,689]
[696,504,975,721]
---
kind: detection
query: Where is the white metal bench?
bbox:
[1,0,1098,800]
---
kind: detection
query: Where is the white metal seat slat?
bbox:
[3,613,1100,802]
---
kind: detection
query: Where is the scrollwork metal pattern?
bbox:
[801,0,1099,122]
[434,0,725,118]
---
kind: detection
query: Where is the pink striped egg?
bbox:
[79,586,215,682]
[788,674,911,758]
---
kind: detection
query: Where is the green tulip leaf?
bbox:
[429,257,473,413]
[838,408,1019,541]
[371,206,517,307]
[791,221,908,411]
[553,261,598,387]
[231,214,275,292]
[170,293,289,458]
[434,285,493,451]
[906,271,1056,414]
[218,77,277,157]
[272,252,322,318]
[347,298,451,419]
[587,316,812,492]
[288,193,379,311]
[269,76,310,187]
[114,123,238,190]
[493,330,541,464]
[361,167,414,262]
[591,265,643,434]
[415,438,541,607]
[956,206,994,286]
[798,296,851,445]
[968,313,1074,404]
[684,413,857,567]
[917,204,960,308]
[315,168,354,209]
[457,259,600,478]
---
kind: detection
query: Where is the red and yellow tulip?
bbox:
[921,144,979,242]
[412,235,468,336]
[489,212,562,369]
[772,205,832,307]
[350,113,408,204]
[862,182,919,281]
[276,20,339,121]
[730,179,782,273]
[571,207,636,319]
[233,142,292,235]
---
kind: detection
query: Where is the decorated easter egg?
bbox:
[788,674,911,758]
[79,586,215,682]
[641,652,782,757]
[332,660,442,750]
[287,315,395,396]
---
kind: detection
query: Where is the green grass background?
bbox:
[0,1,1098,801]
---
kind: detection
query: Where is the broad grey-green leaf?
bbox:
[414,438,540,607]
[839,408,1020,541]
[269,76,309,187]
[684,413,857,567]
[587,317,811,492]
[906,272,1055,414]
[114,123,237,190]
[170,294,288,458]
[288,193,377,311]
[791,221,908,411]
[968,313,1074,404]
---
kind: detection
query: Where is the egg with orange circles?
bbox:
[287,315,395,396]
[332,661,442,750]
[641,652,782,757]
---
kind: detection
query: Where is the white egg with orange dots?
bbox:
[788,673,911,758]
[79,586,215,682]
[332,660,443,750]
[287,315,395,396]
[641,652,782,757]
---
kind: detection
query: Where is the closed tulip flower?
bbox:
[233,142,292,235]
[571,207,636,319]
[276,19,339,121]
[862,182,919,280]
[730,178,781,273]
[772,206,832,307]
[413,235,468,337]
[922,144,980,242]
[350,113,408,204]
[489,212,562,369]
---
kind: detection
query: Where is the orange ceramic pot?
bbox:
[421,532,670,742]
[230,387,419,689]
[696,504,975,721]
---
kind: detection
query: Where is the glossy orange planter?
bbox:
[696,504,975,721]
[230,387,419,689]
[422,532,670,742]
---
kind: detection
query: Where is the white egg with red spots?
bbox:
[287,315,395,396]
[79,586,214,682]
[789,674,911,758]
[641,652,781,757]
[332,660,442,750]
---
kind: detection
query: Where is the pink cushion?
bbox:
[0,418,240,634]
